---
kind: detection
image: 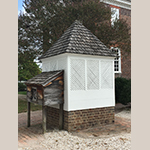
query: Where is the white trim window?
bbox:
[111,7,119,26]
[111,47,121,73]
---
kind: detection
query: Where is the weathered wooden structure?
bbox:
[25,70,64,133]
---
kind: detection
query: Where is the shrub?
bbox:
[18,83,26,91]
[115,77,131,105]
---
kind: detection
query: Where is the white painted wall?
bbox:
[41,53,115,111]
[41,53,69,111]
[68,54,115,111]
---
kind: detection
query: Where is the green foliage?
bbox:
[115,77,131,105]
[18,83,26,91]
[18,99,42,113]
[18,91,27,95]
[18,51,42,81]
[18,0,131,60]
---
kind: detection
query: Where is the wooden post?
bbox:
[59,103,64,130]
[42,105,47,134]
[27,102,30,127]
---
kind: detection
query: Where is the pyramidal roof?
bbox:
[39,20,116,59]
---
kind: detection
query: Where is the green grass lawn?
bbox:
[18,99,42,113]
[18,91,27,95]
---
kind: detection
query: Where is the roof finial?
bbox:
[74,19,83,24]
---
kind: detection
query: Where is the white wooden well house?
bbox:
[26,20,116,133]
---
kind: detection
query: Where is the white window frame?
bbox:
[111,7,119,26]
[111,47,121,73]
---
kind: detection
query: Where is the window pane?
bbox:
[111,47,121,73]
[111,7,119,26]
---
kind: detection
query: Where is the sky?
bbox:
[18,0,24,14]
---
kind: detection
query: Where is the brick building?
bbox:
[101,0,131,79]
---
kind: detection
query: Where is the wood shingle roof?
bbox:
[39,20,116,59]
[25,70,63,86]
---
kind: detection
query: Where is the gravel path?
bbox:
[115,109,131,120]
[34,131,130,150]
[18,110,131,150]
[18,131,131,150]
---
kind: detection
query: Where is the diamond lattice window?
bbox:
[101,61,113,89]
[87,60,99,90]
[70,59,85,90]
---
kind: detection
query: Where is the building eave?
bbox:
[100,0,131,10]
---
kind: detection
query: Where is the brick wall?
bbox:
[120,7,131,33]
[110,6,131,79]
[120,7,131,79]
[46,106,115,132]
[120,8,131,17]
[115,51,131,79]
[121,51,131,79]
[46,106,59,129]
[101,4,131,79]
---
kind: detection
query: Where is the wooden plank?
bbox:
[27,91,32,98]
[26,83,42,87]
[44,93,62,99]
[37,87,43,99]
[43,75,62,87]
[44,87,62,94]
[44,99,63,106]
[43,82,52,87]
[38,93,43,99]
[27,96,32,102]
[43,71,64,85]
[27,86,32,92]
[44,84,63,90]
[54,76,63,81]
[41,86,46,134]
[59,104,64,130]
[27,102,30,127]
[59,80,63,85]
[44,97,63,102]
[27,96,43,105]
[42,106,47,134]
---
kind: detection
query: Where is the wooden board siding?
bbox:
[26,73,64,107]
[26,85,43,105]
[44,75,64,106]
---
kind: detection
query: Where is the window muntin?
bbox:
[111,47,121,73]
[101,60,113,89]
[70,59,85,91]
[87,60,99,90]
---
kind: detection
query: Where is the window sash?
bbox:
[111,47,121,73]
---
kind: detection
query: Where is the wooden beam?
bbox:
[27,102,30,127]
[42,105,47,134]
[59,103,64,130]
